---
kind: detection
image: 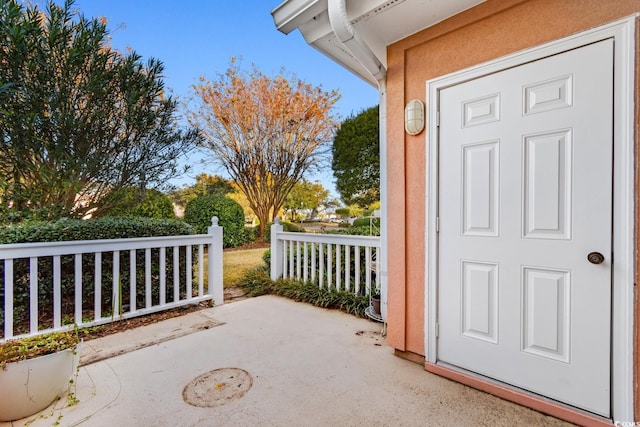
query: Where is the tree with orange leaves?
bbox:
[188,60,340,240]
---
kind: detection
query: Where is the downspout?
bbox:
[327,0,386,81]
[328,0,388,321]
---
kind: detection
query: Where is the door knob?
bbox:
[587,252,605,264]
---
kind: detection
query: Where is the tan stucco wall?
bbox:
[386,0,639,415]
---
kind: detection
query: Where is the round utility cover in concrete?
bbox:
[183,368,252,407]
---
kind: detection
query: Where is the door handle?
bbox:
[587,252,605,264]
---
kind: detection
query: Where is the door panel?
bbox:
[437,40,613,416]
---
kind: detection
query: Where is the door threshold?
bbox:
[424,361,613,427]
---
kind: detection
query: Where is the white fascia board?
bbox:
[272,0,327,35]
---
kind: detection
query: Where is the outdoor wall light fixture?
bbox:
[404,99,425,135]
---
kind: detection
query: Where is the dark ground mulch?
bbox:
[223,242,269,252]
[79,283,252,341]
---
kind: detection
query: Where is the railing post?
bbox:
[208,217,224,306]
[270,217,284,281]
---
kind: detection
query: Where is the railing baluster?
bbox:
[311,242,316,282]
[145,248,151,309]
[159,247,166,306]
[296,241,301,280]
[198,244,204,297]
[130,250,136,313]
[95,252,102,321]
[336,244,341,291]
[288,241,294,279]
[345,246,351,292]
[284,241,288,279]
[327,244,333,290]
[29,257,38,333]
[113,250,120,318]
[75,254,82,325]
[319,243,324,288]
[355,246,361,294]
[53,255,61,329]
[173,246,179,303]
[5,259,14,339]
[303,242,308,283]
[282,241,288,279]
[365,246,372,295]
[186,245,193,299]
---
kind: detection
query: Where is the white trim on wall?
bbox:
[424,15,637,422]
[379,78,389,321]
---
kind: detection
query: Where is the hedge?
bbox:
[0,217,193,244]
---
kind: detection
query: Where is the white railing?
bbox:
[1,217,224,341]
[270,218,381,295]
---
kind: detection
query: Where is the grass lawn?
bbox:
[223,247,267,287]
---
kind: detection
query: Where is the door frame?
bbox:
[424,16,636,421]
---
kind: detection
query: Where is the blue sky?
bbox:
[58,0,380,196]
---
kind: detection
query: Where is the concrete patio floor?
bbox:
[3,295,571,426]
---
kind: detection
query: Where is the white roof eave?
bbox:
[272,0,486,86]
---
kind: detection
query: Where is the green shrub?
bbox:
[0,217,192,244]
[328,225,379,237]
[238,266,272,297]
[244,226,259,243]
[270,279,369,317]
[352,217,380,228]
[264,221,305,242]
[237,266,370,318]
[262,249,271,267]
[283,222,305,232]
[105,188,176,219]
[183,194,247,248]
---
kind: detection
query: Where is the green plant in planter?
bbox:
[0,329,80,369]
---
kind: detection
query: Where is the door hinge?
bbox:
[435,217,440,233]
[436,111,440,127]
[435,322,439,338]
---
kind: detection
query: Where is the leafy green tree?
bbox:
[363,200,381,217]
[283,180,330,221]
[332,105,379,207]
[0,0,198,221]
[169,174,236,209]
[335,208,351,218]
[335,205,363,219]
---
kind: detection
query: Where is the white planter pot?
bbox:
[0,341,81,422]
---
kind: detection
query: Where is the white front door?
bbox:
[437,39,613,416]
